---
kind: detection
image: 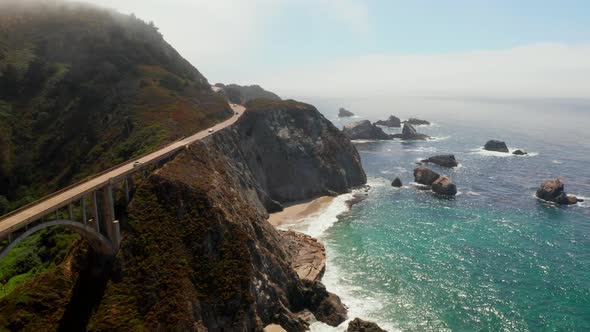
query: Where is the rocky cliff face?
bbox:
[0,99,365,331]
[207,99,367,211]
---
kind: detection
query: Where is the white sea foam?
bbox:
[351,139,379,144]
[470,147,539,157]
[430,136,450,142]
[405,146,438,153]
[552,160,563,164]
[466,191,481,196]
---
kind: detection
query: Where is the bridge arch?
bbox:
[0,220,116,260]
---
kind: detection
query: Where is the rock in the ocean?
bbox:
[413,166,440,186]
[342,120,392,140]
[374,115,401,127]
[431,176,457,197]
[512,149,528,155]
[484,140,509,153]
[404,118,430,126]
[303,280,348,327]
[339,107,355,117]
[421,155,459,168]
[395,123,430,140]
[392,177,403,187]
[535,178,578,205]
[347,318,388,332]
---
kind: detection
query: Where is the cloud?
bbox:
[258,43,590,98]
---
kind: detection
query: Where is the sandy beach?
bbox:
[268,196,335,227]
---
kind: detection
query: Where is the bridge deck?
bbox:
[0,104,245,237]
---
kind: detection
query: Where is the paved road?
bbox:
[0,103,246,237]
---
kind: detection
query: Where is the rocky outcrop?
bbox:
[280,230,326,282]
[421,155,459,168]
[374,115,401,127]
[484,140,509,153]
[512,150,528,156]
[347,318,388,332]
[339,108,355,117]
[413,166,440,186]
[392,177,403,187]
[432,176,457,196]
[215,83,281,105]
[536,179,580,205]
[404,118,430,126]
[392,123,430,140]
[210,99,367,211]
[302,281,347,326]
[342,120,393,140]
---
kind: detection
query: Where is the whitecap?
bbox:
[470,147,539,158]
[552,160,563,164]
[351,139,379,144]
[466,191,481,196]
[430,136,450,142]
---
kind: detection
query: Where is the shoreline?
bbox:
[268,196,335,227]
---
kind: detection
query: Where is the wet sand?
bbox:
[268,196,334,227]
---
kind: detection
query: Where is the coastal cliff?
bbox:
[0,99,366,331]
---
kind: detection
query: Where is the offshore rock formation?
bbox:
[0,99,364,330]
[432,176,458,196]
[536,178,581,205]
[342,120,392,140]
[414,166,440,186]
[392,177,403,188]
[392,123,430,140]
[484,140,509,153]
[338,107,355,117]
[414,166,457,197]
[374,115,401,127]
[421,155,459,168]
[404,118,430,126]
[347,318,388,332]
[512,149,528,156]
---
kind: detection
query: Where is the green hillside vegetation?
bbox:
[0,1,232,297]
[215,83,281,105]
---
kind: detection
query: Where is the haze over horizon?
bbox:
[63,0,590,98]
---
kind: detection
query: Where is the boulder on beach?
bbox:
[374,115,401,127]
[392,123,430,140]
[392,177,403,187]
[413,166,440,186]
[432,176,458,197]
[404,118,430,126]
[512,150,528,156]
[421,155,459,168]
[342,120,392,140]
[484,140,509,153]
[347,318,388,332]
[338,107,355,117]
[535,178,579,205]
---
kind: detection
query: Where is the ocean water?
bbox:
[281,96,590,331]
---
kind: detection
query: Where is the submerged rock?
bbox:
[374,115,401,127]
[421,155,459,168]
[339,107,355,117]
[342,120,392,140]
[391,177,403,187]
[413,166,440,186]
[484,140,509,153]
[432,176,457,197]
[392,123,430,140]
[512,149,528,156]
[536,178,578,205]
[404,118,430,126]
[347,318,388,332]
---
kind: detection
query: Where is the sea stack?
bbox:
[421,155,459,168]
[338,107,355,117]
[392,177,403,187]
[484,140,509,153]
[536,178,581,205]
[342,120,393,140]
[413,166,457,197]
[375,115,401,127]
[404,118,430,126]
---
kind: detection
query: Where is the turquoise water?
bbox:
[290,96,590,331]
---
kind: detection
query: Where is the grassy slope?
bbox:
[0,2,232,297]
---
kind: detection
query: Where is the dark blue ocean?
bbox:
[284,96,590,331]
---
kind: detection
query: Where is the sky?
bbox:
[76,0,590,98]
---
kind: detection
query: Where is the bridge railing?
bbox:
[0,136,188,222]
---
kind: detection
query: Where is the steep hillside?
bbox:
[0,1,232,213]
[0,100,365,330]
[215,83,281,105]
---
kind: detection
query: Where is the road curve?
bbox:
[0,103,246,237]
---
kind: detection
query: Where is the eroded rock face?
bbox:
[536,178,579,205]
[484,140,509,153]
[374,115,401,127]
[210,100,367,210]
[342,120,392,140]
[404,118,430,126]
[339,108,355,117]
[280,230,326,282]
[432,176,457,197]
[347,318,388,332]
[393,123,430,140]
[413,166,440,186]
[392,177,403,187]
[421,155,458,168]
